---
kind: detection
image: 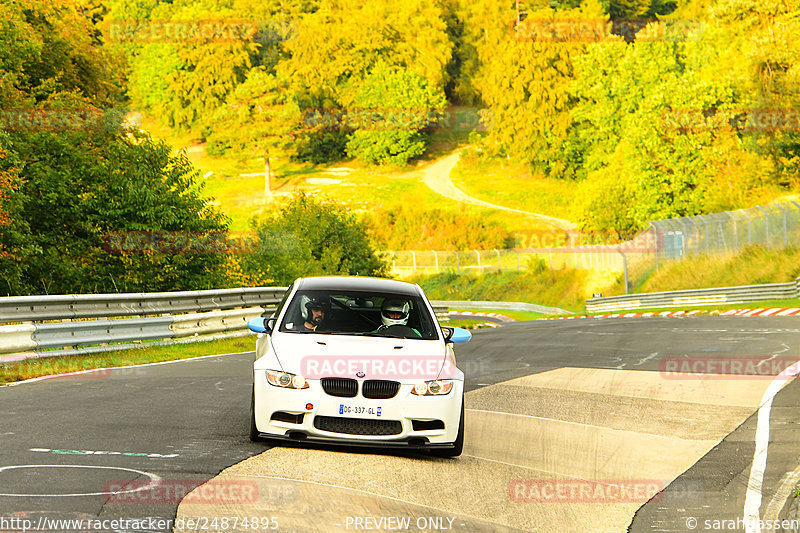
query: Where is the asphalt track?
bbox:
[1,317,799,532]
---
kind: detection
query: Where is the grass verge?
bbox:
[0,336,255,385]
[613,246,800,296]
[450,152,576,223]
[414,268,588,313]
[450,308,545,321]
[445,318,499,329]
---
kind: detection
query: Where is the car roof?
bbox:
[295,276,421,297]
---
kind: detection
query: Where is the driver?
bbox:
[303,297,330,332]
[376,299,421,337]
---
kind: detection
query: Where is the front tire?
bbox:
[431,395,464,457]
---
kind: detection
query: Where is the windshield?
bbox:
[278,289,439,340]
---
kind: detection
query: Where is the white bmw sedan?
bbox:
[247,276,471,457]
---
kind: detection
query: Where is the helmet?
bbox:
[305,297,330,324]
[381,299,410,327]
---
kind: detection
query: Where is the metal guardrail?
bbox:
[0,288,286,363]
[586,278,800,313]
[0,287,286,322]
[0,288,451,363]
[432,300,571,315]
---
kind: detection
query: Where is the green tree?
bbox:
[242,195,389,285]
[568,20,777,235]
[345,63,447,166]
[106,0,262,130]
[0,0,232,295]
[282,0,453,97]
[2,127,230,295]
[477,1,610,178]
[205,69,301,189]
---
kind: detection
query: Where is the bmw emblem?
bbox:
[356,371,365,378]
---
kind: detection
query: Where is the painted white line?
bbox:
[29,447,178,458]
[4,351,253,387]
[633,352,660,367]
[0,465,161,497]
[743,359,800,533]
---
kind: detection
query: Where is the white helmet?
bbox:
[381,299,410,327]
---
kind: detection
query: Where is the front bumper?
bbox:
[253,373,463,447]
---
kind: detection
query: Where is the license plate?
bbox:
[338,404,382,418]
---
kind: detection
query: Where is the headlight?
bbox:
[266,370,309,389]
[411,380,454,396]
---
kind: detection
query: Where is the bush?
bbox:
[241,195,389,285]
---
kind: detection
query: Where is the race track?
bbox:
[2,317,799,532]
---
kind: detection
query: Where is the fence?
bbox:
[0,288,452,363]
[385,247,646,277]
[386,201,800,292]
[586,277,800,313]
[650,201,800,264]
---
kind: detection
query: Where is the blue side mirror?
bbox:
[450,327,472,344]
[248,317,274,334]
[442,326,472,344]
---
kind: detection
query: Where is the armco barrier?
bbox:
[0,288,452,363]
[0,288,287,363]
[586,277,800,313]
[432,300,570,315]
[0,287,287,322]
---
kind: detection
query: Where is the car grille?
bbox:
[362,380,400,399]
[320,377,358,397]
[313,416,402,436]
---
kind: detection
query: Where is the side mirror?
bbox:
[248,317,276,334]
[442,326,472,344]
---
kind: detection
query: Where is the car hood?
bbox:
[269,333,452,380]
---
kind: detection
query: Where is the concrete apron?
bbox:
[173,367,771,533]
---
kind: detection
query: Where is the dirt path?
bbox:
[419,151,576,230]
